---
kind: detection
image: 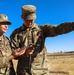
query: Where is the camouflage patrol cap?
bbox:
[0,14,11,25]
[21,5,36,20]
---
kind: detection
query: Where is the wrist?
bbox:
[9,55,15,61]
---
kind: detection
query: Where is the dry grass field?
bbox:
[47,52,74,75]
[12,52,74,75]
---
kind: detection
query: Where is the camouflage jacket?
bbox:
[0,35,15,75]
[10,22,74,75]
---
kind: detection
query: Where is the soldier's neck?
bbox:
[0,33,3,36]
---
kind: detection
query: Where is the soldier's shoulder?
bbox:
[3,36,10,44]
[5,36,9,40]
[10,26,22,37]
[40,24,54,28]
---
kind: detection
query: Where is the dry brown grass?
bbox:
[47,52,74,75]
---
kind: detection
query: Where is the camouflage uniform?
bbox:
[0,14,15,75]
[10,5,74,75]
[10,22,74,75]
[0,35,13,75]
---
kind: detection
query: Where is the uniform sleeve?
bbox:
[42,22,74,37]
[10,26,24,52]
[10,31,21,60]
[10,33,19,52]
[0,36,12,69]
[0,56,9,69]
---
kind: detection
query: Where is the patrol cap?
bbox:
[0,14,11,25]
[21,5,36,20]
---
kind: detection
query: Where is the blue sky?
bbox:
[0,0,74,53]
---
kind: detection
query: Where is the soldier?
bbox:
[10,5,74,75]
[0,14,28,75]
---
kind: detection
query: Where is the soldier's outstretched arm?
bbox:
[42,22,74,37]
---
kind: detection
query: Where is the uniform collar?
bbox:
[22,23,37,30]
[0,35,3,40]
